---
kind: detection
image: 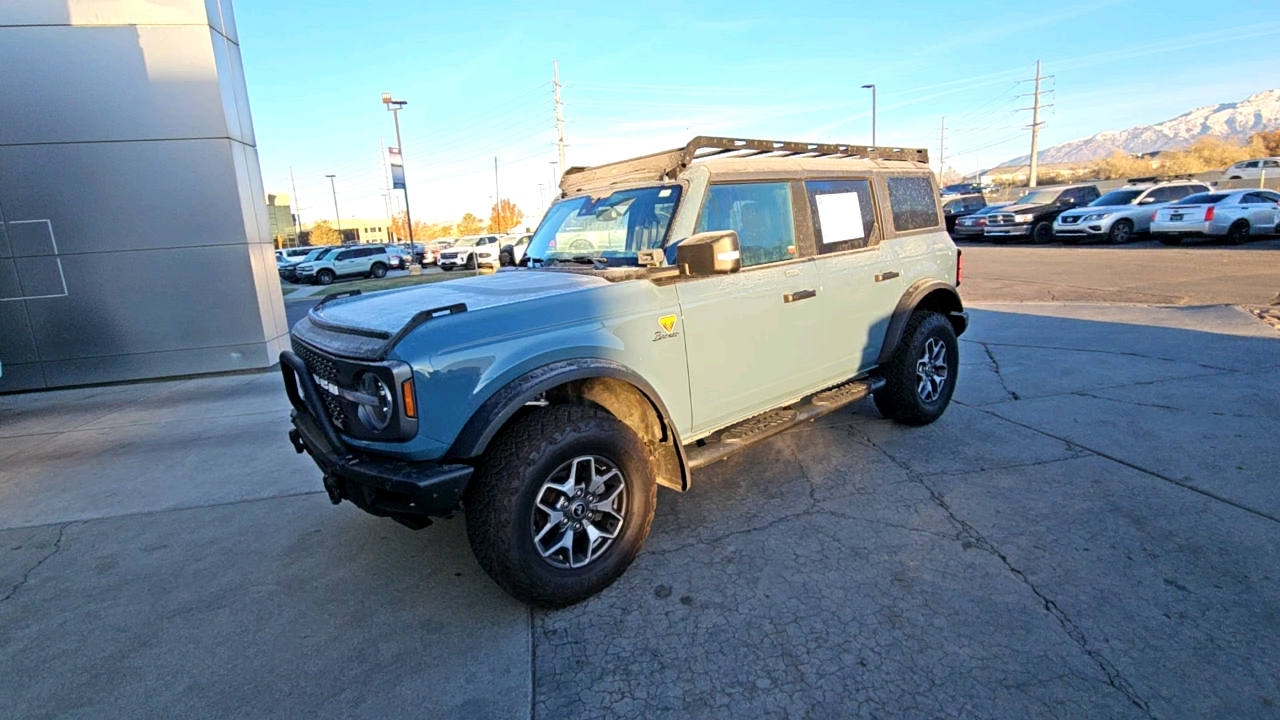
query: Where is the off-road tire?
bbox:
[466,254,478,270]
[315,269,335,285]
[1107,219,1135,244]
[369,263,387,278]
[499,250,513,266]
[1031,221,1053,244]
[1157,236,1182,246]
[1226,221,1250,245]
[465,405,657,608]
[873,311,959,426]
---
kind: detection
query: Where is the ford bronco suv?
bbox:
[295,245,391,285]
[280,137,967,607]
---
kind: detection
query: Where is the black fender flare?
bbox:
[876,280,968,366]
[447,358,690,489]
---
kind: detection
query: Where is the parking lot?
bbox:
[3,243,1279,719]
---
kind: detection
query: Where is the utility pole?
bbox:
[939,116,946,181]
[380,137,395,242]
[494,156,501,231]
[325,174,342,242]
[289,165,302,244]
[554,61,566,181]
[1029,60,1043,188]
[861,84,877,146]
[382,93,416,263]
[549,161,559,200]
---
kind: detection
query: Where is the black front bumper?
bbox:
[280,351,472,529]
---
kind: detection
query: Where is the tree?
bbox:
[308,220,341,246]
[456,212,485,236]
[390,212,457,242]
[487,198,524,234]
[938,167,967,186]
[1250,129,1280,156]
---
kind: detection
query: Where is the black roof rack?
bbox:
[559,136,930,195]
[1126,174,1202,184]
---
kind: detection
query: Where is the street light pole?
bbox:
[861,84,877,146]
[382,93,417,264]
[325,174,342,243]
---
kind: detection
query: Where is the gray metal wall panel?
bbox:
[0,0,284,393]
[0,0,209,27]
[0,140,247,254]
[22,244,268,361]
[0,362,45,393]
[40,341,272,389]
[0,25,229,145]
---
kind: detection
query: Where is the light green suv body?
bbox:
[282,137,966,606]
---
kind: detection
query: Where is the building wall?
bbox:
[0,0,288,392]
[267,194,297,247]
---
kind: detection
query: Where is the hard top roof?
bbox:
[559,136,930,196]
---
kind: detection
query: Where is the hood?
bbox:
[304,270,609,342]
[994,202,1060,214]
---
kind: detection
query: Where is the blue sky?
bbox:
[236,0,1280,227]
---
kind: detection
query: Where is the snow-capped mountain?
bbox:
[1000,89,1280,166]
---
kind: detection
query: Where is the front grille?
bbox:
[988,214,1015,225]
[292,339,347,429]
[1059,215,1081,225]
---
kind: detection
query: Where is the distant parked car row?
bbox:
[276,244,394,285]
[947,177,1278,245]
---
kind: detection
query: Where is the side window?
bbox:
[885,176,940,232]
[1264,160,1280,169]
[370,247,387,256]
[695,182,796,268]
[1147,187,1173,203]
[334,250,353,261]
[804,179,876,254]
[1244,161,1261,169]
[1242,193,1265,204]
[965,196,986,212]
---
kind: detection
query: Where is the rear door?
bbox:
[805,178,901,377]
[1241,193,1277,232]
[676,181,827,434]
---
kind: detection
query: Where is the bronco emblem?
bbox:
[654,314,680,342]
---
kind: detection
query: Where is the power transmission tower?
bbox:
[554,61,566,182]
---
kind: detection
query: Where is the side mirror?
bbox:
[1138,197,1157,205]
[675,230,741,276]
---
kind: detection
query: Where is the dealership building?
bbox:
[0,0,287,392]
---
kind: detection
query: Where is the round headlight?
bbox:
[356,372,394,431]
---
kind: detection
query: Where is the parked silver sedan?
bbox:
[1054,181,1209,244]
[1151,190,1280,245]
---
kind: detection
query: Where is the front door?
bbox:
[676,181,827,435]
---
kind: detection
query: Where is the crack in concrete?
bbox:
[979,342,1021,400]
[851,430,1156,719]
[1,522,72,604]
[968,405,1280,526]
[1070,391,1267,420]
[968,340,1234,372]
[959,367,1240,409]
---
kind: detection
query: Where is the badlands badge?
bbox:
[654,314,679,342]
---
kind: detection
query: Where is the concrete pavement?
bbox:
[2,301,1278,718]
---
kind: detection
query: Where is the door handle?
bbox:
[783,289,817,303]
[875,271,900,282]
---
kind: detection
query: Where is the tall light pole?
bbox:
[381,92,416,263]
[325,174,342,243]
[549,161,558,201]
[860,84,876,146]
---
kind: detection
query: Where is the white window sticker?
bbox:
[814,192,866,244]
[658,188,672,198]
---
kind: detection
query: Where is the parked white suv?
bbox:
[1221,158,1280,182]
[295,245,392,285]
[438,235,501,271]
[1054,180,1210,244]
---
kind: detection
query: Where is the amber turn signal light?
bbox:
[401,379,417,418]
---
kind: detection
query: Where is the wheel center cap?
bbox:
[570,502,587,519]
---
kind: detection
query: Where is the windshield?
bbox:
[1013,190,1060,205]
[1092,189,1144,206]
[526,185,682,266]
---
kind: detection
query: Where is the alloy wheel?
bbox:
[916,337,949,403]
[531,455,628,570]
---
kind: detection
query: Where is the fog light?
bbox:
[356,372,394,431]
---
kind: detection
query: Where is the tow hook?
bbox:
[288,429,305,454]
[322,475,343,505]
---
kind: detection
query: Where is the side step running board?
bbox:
[685,377,885,470]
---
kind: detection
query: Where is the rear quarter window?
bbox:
[886,176,940,232]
